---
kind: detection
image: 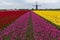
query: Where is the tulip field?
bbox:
[0,10,60,40]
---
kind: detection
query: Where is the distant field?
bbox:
[33,10,60,27]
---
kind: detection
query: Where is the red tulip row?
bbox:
[0,10,29,29]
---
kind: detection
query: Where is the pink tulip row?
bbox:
[32,13,60,40]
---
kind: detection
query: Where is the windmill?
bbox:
[32,0,41,10]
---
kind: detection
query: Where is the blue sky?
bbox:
[0,0,60,9]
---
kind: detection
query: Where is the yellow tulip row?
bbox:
[33,10,60,26]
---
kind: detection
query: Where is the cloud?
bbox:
[25,0,60,3]
[0,0,14,6]
[0,0,60,9]
[0,0,27,9]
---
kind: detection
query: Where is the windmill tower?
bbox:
[36,1,38,10]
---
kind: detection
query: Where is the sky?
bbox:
[0,0,60,9]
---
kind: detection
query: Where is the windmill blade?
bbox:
[32,5,36,6]
[32,4,41,6]
[38,5,41,6]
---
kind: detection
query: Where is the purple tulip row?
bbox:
[32,13,60,40]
